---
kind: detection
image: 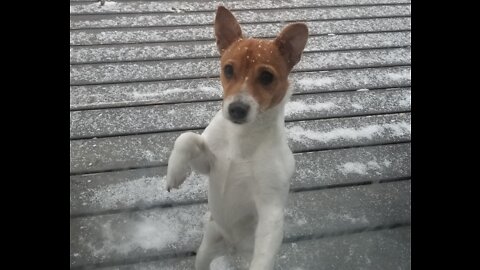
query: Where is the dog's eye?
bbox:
[224,64,234,79]
[259,71,274,86]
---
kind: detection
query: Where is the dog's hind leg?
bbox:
[195,219,226,270]
[166,132,213,191]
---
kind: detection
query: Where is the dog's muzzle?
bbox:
[228,101,250,124]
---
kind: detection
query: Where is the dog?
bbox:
[166,6,308,270]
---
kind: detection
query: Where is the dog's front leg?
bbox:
[195,218,226,270]
[166,132,212,191]
[249,202,285,270]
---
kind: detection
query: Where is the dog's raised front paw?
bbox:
[165,149,191,192]
[165,163,189,192]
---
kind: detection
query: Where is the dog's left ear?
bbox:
[274,23,309,71]
[215,6,243,54]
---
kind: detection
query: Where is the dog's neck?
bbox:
[225,89,291,159]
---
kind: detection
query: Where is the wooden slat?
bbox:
[70,31,411,64]
[70,17,411,45]
[70,113,411,174]
[70,143,410,216]
[70,66,411,110]
[70,48,411,85]
[70,180,411,268]
[285,113,410,152]
[70,0,411,15]
[70,88,411,139]
[70,5,410,29]
[94,226,411,270]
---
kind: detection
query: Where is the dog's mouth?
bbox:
[230,118,247,125]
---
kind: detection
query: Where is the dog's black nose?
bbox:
[228,102,250,123]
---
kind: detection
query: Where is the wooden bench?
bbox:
[70,0,411,269]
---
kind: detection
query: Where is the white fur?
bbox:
[166,88,295,270]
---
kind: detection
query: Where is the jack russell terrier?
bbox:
[166,6,308,270]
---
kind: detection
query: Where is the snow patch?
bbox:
[388,71,411,81]
[351,103,364,110]
[338,162,369,175]
[162,86,218,96]
[327,213,368,224]
[87,173,207,211]
[286,121,411,144]
[296,77,335,87]
[88,215,181,257]
[285,101,339,116]
[337,161,383,175]
[337,158,393,176]
[398,94,411,107]
[103,1,117,7]
[131,86,219,99]
[383,159,392,167]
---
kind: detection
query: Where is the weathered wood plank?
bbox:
[94,226,411,270]
[70,17,411,45]
[70,31,411,64]
[70,0,411,15]
[70,113,411,174]
[71,5,410,29]
[70,88,411,139]
[70,66,411,110]
[285,113,410,152]
[70,143,410,216]
[70,48,411,85]
[70,180,411,268]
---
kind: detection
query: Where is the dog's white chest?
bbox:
[199,111,294,250]
[207,157,258,241]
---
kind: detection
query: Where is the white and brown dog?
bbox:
[166,6,308,270]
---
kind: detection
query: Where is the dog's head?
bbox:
[215,6,308,125]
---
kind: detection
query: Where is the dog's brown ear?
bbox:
[274,23,309,71]
[215,6,243,54]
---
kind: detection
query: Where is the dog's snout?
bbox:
[228,102,250,123]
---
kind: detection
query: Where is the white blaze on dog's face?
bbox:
[214,6,309,124]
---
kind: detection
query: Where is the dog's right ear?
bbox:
[215,6,243,54]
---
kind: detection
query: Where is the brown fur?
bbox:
[215,6,308,111]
